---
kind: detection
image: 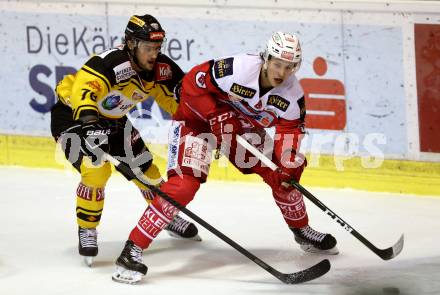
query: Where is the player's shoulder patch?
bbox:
[113,60,136,83]
[154,54,184,82]
[94,48,135,83]
[267,95,290,112]
[195,71,207,88]
[213,57,234,79]
[155,62,173,81]
[230,83,256,99]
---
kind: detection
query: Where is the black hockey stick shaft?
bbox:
[289,180,404,260]
[104,154,330,284]
[236,135,404,261]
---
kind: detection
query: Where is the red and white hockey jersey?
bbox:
[180,54,306,131]
[213,54,305,126]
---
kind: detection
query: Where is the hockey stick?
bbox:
[103,153,330,284]
[236,135,404,261]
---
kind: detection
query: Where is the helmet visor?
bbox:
[136,39,166,54]
[270,56,301,73]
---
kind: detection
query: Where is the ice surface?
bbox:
[0,167,439,295]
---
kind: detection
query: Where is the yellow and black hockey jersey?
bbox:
[55,47,182,121]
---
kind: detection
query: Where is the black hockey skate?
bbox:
[78,227,98,267]
[112,240,148,284]
[165,214,202,241]
[290,225,339,255]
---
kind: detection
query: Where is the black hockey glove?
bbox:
[80,121,112,165]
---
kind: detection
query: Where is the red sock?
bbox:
[273,188,309,228]
[129,175,201,249]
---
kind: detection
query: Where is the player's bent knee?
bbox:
[80,161,112,188]
[159,175,201,206]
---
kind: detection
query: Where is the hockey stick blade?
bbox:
[236,135,405,261]
[292,178,405,261]
[104,154,330,284]
[377,234,404,260]
[277,259,331,284]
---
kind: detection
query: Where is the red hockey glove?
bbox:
[266,155,307,190]
[208,108,243,148]
[272,121,306,187]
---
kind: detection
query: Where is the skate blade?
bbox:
[112,266,144,284]
[300,244,339,255]
[167,231,202,242]
[84,256,94,267]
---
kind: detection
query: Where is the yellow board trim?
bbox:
[1,133,439,196]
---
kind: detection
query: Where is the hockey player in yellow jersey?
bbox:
[50,14,201,267]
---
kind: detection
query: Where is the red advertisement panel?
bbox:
[415,24,440,153]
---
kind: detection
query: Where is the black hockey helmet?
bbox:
[125,14,165,43]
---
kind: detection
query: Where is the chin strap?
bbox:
[262,61,268,72]
[132,48,143,70]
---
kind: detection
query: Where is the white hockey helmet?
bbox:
[263,31,302,73]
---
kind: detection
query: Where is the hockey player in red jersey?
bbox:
[112,32,338,284]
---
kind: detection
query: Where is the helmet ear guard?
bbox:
[262,31,302,73]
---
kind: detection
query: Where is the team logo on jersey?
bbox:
[156,63,172,81]
[230,83,256,99]
[213,57,234,79]
[267,95,290,111]
[85,80,102,92]
[195,71,206,88]
[102,94,122,110]
[131,90,144,101]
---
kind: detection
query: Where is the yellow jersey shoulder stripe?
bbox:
[81,65,111,92]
